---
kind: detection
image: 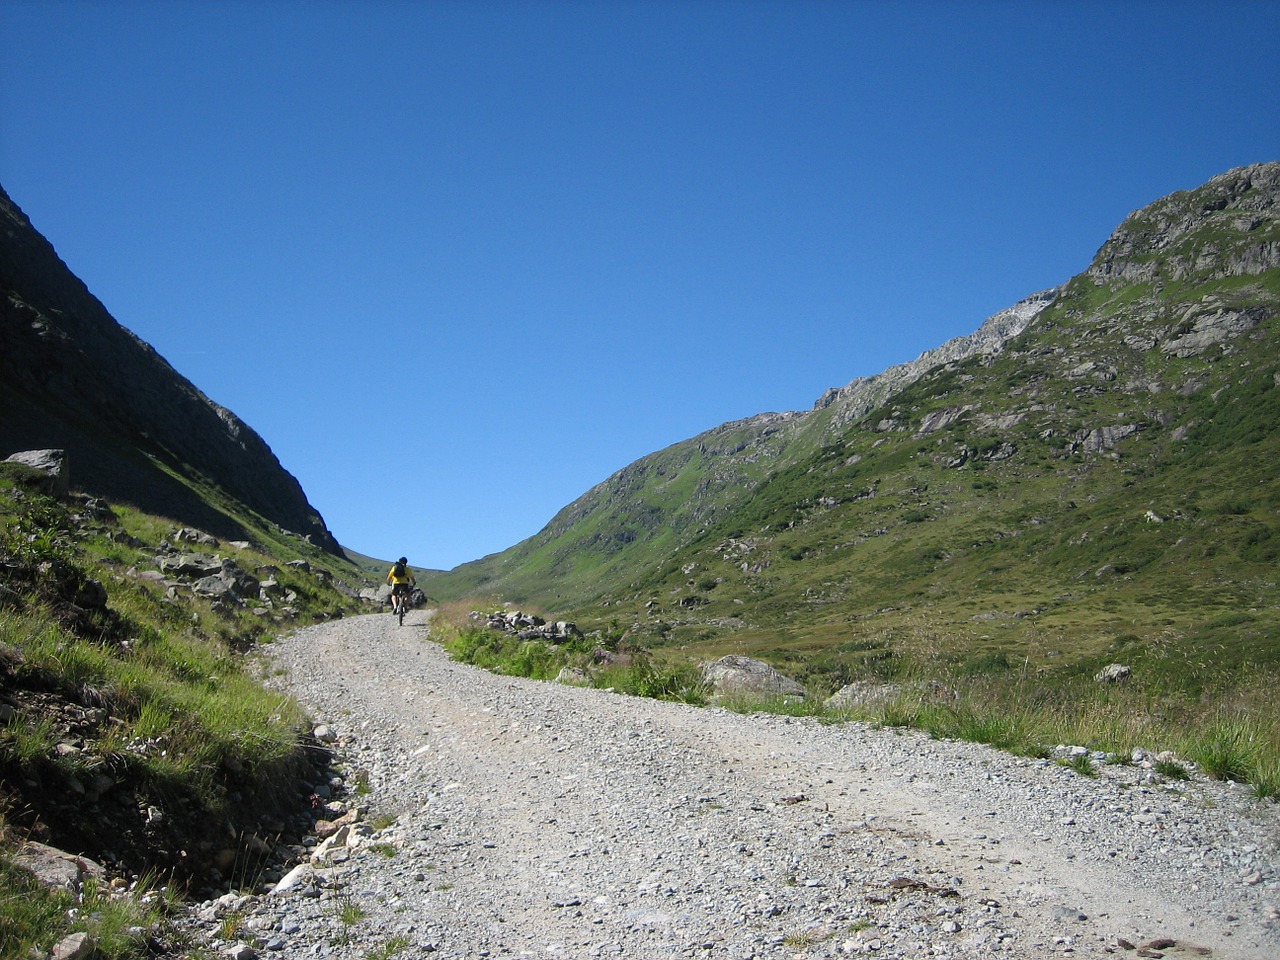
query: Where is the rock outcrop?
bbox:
[3,447,69,496]
[815,287,1059,432]
[1088,163,1280,284]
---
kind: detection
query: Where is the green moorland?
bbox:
[0,461,375,959]
[429,165,1280,797]
[586,270,1280,793]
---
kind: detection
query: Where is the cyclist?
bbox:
[386,557,416,616]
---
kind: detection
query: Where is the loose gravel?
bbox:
[192,611,1280,960]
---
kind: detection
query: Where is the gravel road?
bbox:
[209,611,1280,960]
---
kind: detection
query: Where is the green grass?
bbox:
[336,896,367,925]
[1249,759,1280,801]
[366,935,412,960]
[433,602,709,704]
[441,623,575,681]
[590,655,709,704]
[1059,753,1099,777]
[716,692,827,718]
[1186,714,1268,784]
[908,693,1047,757]
[3,608,307,786]
[0,856,185,960]
[1155,758,1191,781]
[0,469,379,948]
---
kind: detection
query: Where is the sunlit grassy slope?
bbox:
[427,164,1280,701]
[0,459,375,894]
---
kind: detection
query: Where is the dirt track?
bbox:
[249,611,1280,959]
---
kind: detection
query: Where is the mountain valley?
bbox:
[1,162,1278,958]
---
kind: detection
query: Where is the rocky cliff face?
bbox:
[0,183,340,552]
[1089,163,1280,284]
[813,287,1059,432]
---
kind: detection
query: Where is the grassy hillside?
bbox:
[571,166,1280,672]
[605,273,1280,672]
[431,409,825,604]
[0,461,376,957]
[426,165,1280,790]
[432,166,1280,643]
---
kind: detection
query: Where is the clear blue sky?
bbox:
[3,1,1277,570]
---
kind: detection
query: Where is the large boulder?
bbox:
[219,558,260,598]
[158,553,224,578]
[1095,663,1133,683]
[702,655,806,699]
[825,679,957,711]
[192,576,234,599]
[825,681,904,711]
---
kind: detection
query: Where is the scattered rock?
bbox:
[475,608,582,643]
[50,932,96,960]
[1073,423,1141,454]
[555,666,591,686]
[72,578,108,609]
[175,527,219,546]
[11,841,106,890]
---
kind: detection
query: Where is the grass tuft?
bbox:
[1187,716,1265,783]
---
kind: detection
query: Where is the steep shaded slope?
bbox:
[0,184,339,552]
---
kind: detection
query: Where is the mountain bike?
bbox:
[392,585,412,625]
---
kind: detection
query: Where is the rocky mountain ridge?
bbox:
[431,272,1063,604]
[0,183,340,553]
[812,287,1058,432]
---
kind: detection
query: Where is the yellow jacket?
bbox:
[387,563,415,585]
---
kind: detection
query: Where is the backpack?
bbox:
[392,561,406,579]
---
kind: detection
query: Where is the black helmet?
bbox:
[398,557,407,565]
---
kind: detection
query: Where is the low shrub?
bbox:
[1187,717,1265,783]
